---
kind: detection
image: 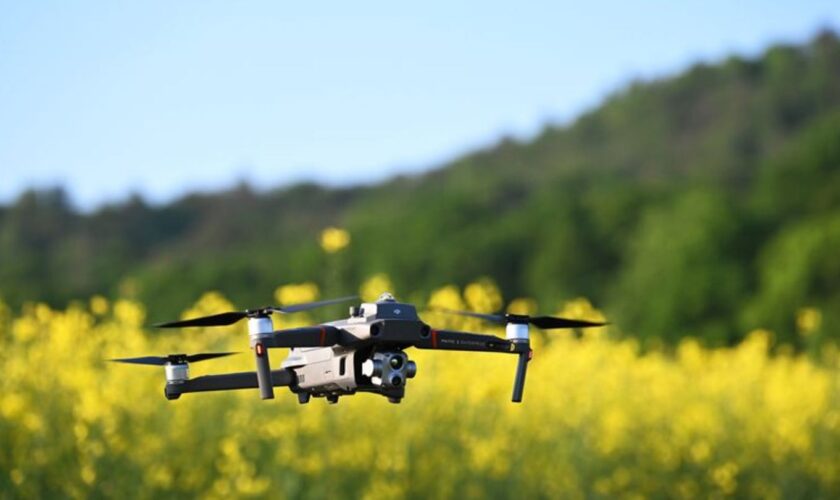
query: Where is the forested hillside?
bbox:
[2,31,840,347]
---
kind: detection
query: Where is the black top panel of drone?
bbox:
[367,301,418,321]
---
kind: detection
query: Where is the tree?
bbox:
[609,190,747,345]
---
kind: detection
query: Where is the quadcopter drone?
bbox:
[112,293,605,404]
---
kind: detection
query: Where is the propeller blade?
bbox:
[184,352,239,363]
[528,316,607,330]
[110,352,238,365]
[433,308,607,330]
[110,356,169,366]
[154,311,248,328]
[272,295,358,314]
[153,296,358,329]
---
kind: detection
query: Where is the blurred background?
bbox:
[2,2,840,498]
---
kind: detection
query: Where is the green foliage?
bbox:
[2,31,840,346]
[610,190,748,345]
[754,111,840,220]
[744,211,840,347]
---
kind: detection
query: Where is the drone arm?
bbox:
[164,368,295,399]
[262,326,346,348]
[414,327,532,402]
[412,329,512,353]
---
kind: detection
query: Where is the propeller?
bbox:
[110,352,238,365]
[434,307,606,403]
[153,296,359,328]
[433,309,607,329]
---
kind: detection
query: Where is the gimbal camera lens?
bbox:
[390,374,403,387]
[389,355,404,370]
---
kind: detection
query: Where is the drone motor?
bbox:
[248,314,276,400]
[165,363,189,384]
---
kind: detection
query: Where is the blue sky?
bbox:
[2,1,839,210]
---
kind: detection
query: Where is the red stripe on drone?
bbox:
[319,326,326,346]
[431,330,438,349]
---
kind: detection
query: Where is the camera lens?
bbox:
[390,374,403,387]
[389,355,403,370]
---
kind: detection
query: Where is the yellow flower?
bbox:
[464,277,502,313]
[181,291,233,320]
[711,462,739,494]
[558,297,606,323]
[1,393,25,419]
[427,285,465,311]
[557,297,607,337]
[2,289,840,498]
[425,284,467,329]
[90,295,109,316]
[320,227,351,253]
[360,274,394,302]
[81,464,96,485]
[274,282,320,306]
[797,307,822,337]
[113,299,146,328]
[507,297,538,315]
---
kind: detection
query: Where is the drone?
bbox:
[112,293,605,404]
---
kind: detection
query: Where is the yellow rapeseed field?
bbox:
[0,280,838,499]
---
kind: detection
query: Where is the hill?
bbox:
[2,30,840,347]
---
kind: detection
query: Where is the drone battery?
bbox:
[290,348,358,394]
